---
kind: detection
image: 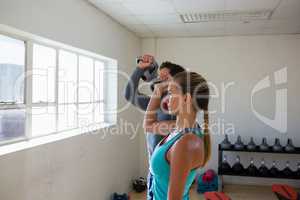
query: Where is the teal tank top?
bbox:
[149,127,204,200]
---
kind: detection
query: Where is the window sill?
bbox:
[0,122,114,156]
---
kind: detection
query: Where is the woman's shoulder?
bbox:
[168,132,204,167]
[175,132,204,152]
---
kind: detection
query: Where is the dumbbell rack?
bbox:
[217,144,300,190]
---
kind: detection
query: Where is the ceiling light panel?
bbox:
[180,9,273,23]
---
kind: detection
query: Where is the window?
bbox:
[58,50,78,131]
[0,109,25,142]
[32,44,56,103]
[31,45,107,137]
[58,50,77,104]
[31,44,57,137]
[0,34,25,142]
[31,106,56,137]
[77,56,105,127]
[0,29,117,148]
[0,34,25,104]
[78,56,94,103]
[58,104,77,131]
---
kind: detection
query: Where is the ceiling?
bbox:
[88,0,300,38]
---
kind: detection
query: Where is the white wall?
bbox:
[141,35,300,186]
[0,0,143,199]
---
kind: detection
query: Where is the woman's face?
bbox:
[158,68,171,81]
[167,81,184,115]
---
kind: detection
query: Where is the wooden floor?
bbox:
[130,184,299,200]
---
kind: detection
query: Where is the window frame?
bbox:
[0,25,116,148]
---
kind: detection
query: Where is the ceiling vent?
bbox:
[180,9,273,23]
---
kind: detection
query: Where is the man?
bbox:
[124,54,185,199]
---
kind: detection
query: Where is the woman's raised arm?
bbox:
[143,83,175,135]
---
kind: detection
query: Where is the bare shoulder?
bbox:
[173,133,204,153]
[167,132,205,168]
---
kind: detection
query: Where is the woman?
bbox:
[143,71,211,200]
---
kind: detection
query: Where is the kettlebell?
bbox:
[202,169,216,183]
[258,158,269,177]
[111,193,129,200]
[136,56,158,82]
[284,138,295,152]
[282,161,293,178]
[269,161,280,177]
[246,137,257,151]
[247,158,258,176]
[234,135,245,150]
[273,138,283,152]
[132,177,147,193]
[219,155,231,173]
[232,155,244,175]
[296,163,300,178]
[259,138,269,151]
[220,134,232,150]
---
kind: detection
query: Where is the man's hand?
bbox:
[138,54,154,69]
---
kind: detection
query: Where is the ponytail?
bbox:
[202,110,211,166]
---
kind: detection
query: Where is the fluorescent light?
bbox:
[180,9,273,23]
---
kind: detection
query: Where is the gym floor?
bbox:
[130,184,300,200]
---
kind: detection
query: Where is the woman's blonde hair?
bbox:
[173,71,211,165]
